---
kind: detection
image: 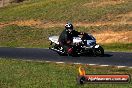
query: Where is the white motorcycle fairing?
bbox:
[49,36,59,44]
[49,36,83,45]
[49,36,96,47]
[73,37,82,44]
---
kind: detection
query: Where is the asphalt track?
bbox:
[0,47,132,67]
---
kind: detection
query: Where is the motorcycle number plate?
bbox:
[95,45,99,48]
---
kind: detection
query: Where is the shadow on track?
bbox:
[103,54,113,57]
[76,53,113,57]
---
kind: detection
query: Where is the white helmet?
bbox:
[65,23,73,32]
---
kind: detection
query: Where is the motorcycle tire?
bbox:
[93,46,104,56]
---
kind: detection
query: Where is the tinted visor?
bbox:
[67,28,73,32]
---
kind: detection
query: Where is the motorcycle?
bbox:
[49,33,104,56]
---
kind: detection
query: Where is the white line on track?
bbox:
[128,67,132,69]
[11,59,132,69]
[45,61,51,63]
[89,64,97,66]
[53,61,132,69]
[74,63,82,64]
[55,62,65,64]
[117,66,126,68]
[100,65,109,67]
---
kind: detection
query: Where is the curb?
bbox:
[19,59,132,69]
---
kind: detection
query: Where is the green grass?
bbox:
[0,25,62,48]
[0,58,132,88]
[76,24,132,32]
[102,43,132,52]
[0,0,131,22]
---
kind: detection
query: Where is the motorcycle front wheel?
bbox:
[93,46,104,56]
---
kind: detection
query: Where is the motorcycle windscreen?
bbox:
[87,40,96,46]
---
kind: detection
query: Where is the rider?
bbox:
[58,22,85,54]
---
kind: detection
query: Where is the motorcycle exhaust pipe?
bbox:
[50,48,65,54]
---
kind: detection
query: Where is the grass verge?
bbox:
[102,43,132,52]
[0,58,132,88]
[0,0,131,22]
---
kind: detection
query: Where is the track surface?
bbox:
[0,47,132,66]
